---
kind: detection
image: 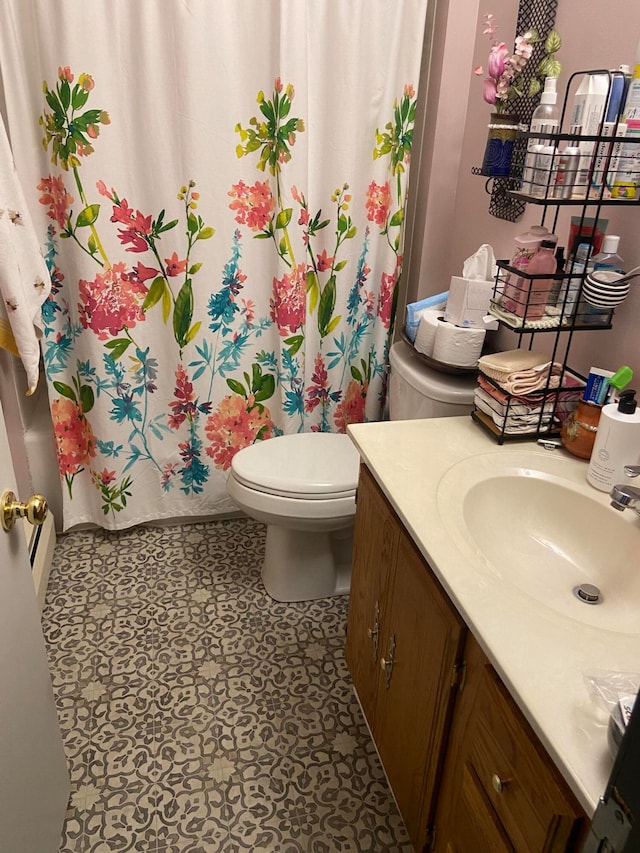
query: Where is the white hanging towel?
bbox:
[0,113,51,395]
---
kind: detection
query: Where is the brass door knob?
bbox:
[1,491,48,532]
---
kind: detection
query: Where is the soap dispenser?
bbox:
[587,389,640,492]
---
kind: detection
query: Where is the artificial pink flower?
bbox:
[37,175,74,229]
[78,262,147,340]
[78,73,95,92]
[58,66,73,83]
[204,395,275,470]
[91,468,116,486]
[270,263,306,337]
[165,252,187,277]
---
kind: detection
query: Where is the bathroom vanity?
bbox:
[346,417,640,852]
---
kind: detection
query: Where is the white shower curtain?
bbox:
[0,0,428,530]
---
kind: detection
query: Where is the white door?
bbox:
[0,396,69,852]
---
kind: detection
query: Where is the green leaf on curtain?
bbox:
[59,80,71,110]
[53,381,77,402]
[275,208,292,229]
[318,276,336,337]
[337,215,348,234]
[187,213,198,235]
[188,262,203,275]
[159,219,179,233]
[71,87,89,111]
[185,322,201,344]
[174,280,194,346]
[79,385,94,414]
[334,260,347,272]
[254,232,271,240]
[279,97,291,119]
[142,277,167,312]
[104,338,132,360]
[284,335,304,356]
[254,374,275,402]
[346,226,357,239]
[351,366,363,382]
[326,315,341,334]
[45,89,63,117]
[251,363,262,391]
[306,271,319,314]
[162,287,172,324]
[226,378,247,398]
[76,204,100,228]
[74,108,103,130]
[259,99,275,122]
[389,209,404,227]
[87,234,98,255]
[196,226,215,240]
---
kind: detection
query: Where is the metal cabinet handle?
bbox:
[367,602,380,660]
[491,773,510,794]
[380,634,396,689]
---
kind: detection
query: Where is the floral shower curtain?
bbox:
[0,0,428,530]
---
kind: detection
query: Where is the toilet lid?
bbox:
[231,433,360,499]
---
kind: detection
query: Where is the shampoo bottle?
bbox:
[587,389,640,492]
[502,225,550,313]
[520,239,558,319]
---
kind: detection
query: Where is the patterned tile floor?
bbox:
[42,517,412,852]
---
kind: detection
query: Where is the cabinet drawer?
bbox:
[469,667,579,852]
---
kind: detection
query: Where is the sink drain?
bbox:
[573,583,603,605]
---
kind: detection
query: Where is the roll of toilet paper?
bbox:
[414,309,442,357]
[432,321,485,367]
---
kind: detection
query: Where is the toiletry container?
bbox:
[522,77,560,193]
[557,242,591,322]
[560,400,602,459]
[587,390,640,492]
[501,225,551,314]
[389,340,476,420]
[592,235,625,273]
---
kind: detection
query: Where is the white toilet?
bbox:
[227,339,476,602]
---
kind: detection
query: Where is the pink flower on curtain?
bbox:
[168,364,198,429]
[334,380,367,433]
[305,352,330,413]
[51,397,96,475]
[228,180,275,232]
[164,252,187,277]
[204,395,275,470]
[365,180,392,226]
[78,262,148,340]
[270,263,306,336]
[315,249,334,272]
[377,270,396,329]
[37,175,74,229]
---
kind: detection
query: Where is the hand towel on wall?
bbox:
[0,114,51,395]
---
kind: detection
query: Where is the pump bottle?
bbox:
[587,390,640,492]
[522,78,560,194]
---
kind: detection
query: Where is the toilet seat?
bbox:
[230,432,359,500]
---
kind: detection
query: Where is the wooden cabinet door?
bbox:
[434,635,588,853]
[345,465,399,729]
[375,531,466,850]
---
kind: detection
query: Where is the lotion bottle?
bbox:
[587,389,640,492]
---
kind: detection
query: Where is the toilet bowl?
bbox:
[227,341,476,603]
[227,433,360,602]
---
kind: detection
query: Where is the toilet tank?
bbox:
[389,340,476,420]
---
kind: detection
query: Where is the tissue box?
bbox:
[443,276,494,328]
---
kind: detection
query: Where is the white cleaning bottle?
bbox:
[587,389,640,492]
[522,77,560,193]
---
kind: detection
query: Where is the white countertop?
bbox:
[347,416,640,817]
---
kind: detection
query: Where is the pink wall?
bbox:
[411,0,640,380]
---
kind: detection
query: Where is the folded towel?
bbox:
[480,361,563,396]
[0,114,51,395]
[474,386,554,428]
[489,300,560,330]
[477,374,585,426]
[478,349,548,373]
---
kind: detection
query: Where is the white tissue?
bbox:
[432,322,485,367]
[463,243,496,280]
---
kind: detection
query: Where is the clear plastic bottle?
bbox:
[522,78,560,193]
[557,242,591,322]
[521,239,558,319]
[592,235,625,272]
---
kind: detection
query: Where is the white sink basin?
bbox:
[436,450,640,634]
